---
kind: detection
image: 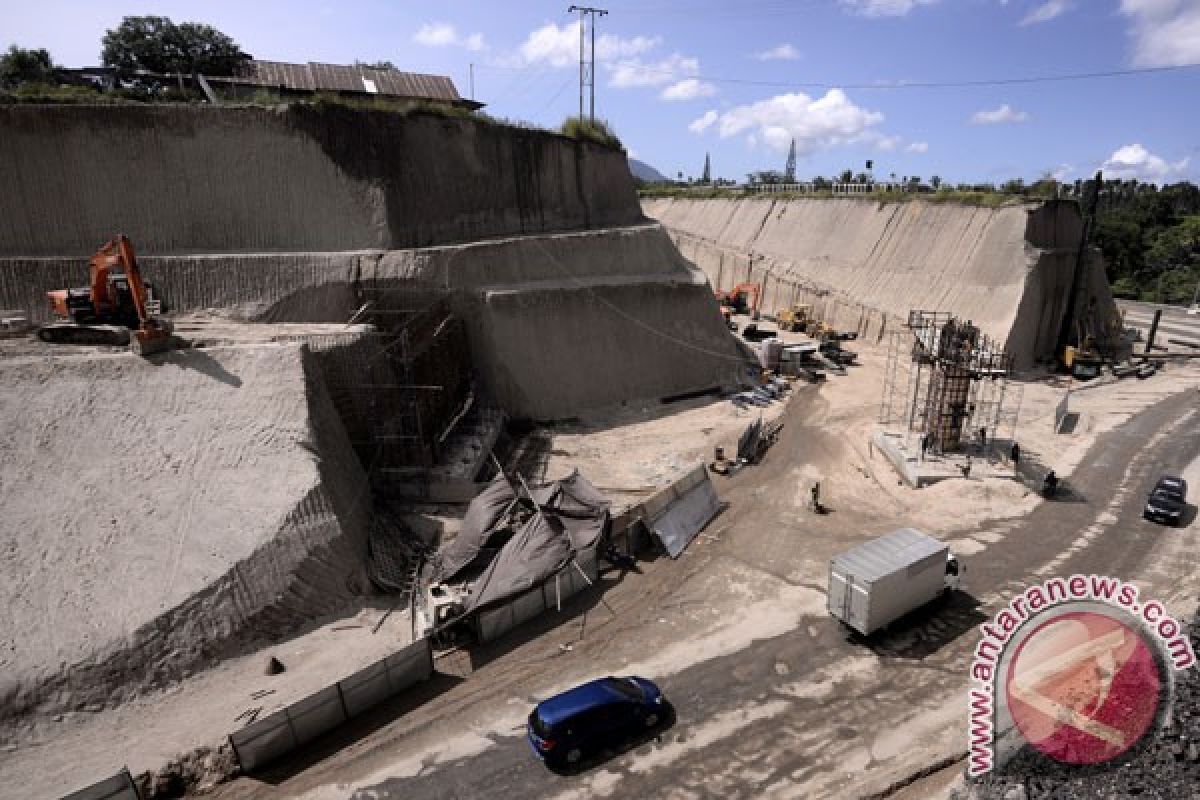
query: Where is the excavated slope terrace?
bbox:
[0,344,369,722]
[644,196,1114,368]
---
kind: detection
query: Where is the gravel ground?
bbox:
[963,608,1200,800]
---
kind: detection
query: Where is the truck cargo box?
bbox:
[827,528,952,636]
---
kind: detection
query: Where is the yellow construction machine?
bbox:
[776,303,812,333]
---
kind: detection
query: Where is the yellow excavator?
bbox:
[38,235,174,355]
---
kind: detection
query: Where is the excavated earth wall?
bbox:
[0,105,640,256]
[1,226,746,419]
[643,196,1115,369]
[0,106,745,420]
[0,344,370,723]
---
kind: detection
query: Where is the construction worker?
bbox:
[811,481,821,512]
[1010,441,1020,469]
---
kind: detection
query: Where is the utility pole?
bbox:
[568,5,608,122]
[469,63,474,101]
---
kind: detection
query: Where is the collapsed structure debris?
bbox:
[418,470,611,644]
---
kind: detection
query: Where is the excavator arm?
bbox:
[111,235,173,355]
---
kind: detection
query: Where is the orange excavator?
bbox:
[38,235,174,355]
[715,282,762,320]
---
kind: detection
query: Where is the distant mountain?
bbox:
[628,157,669,183]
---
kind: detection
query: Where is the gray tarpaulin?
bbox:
[466,513,574,612]
[532,470,610,551]
[532,469,610,517]
[652,473,721,558]
[436,474,517,581]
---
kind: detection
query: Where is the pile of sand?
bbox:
[0,344,370,725]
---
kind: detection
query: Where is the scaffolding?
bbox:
[878,310,1018,458]
[343,289,474,479]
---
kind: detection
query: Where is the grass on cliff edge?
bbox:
[638,186,1028,208]
[281,94,625,150]
[0,86,627,151]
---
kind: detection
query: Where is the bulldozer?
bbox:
[776,303,812,333]
[38,235,175,356]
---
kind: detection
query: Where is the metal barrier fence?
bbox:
[61,767,140,800]
[228,637,433,771]
[475,547,599,643]
[1054,389,1070,432]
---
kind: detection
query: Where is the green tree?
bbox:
[0,45,56,89]
[102,16,249,76]
[838,169,853,183]
[930,175,942,189]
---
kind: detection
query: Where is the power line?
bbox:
[475,61,1200,92]
[691,63,1200,91]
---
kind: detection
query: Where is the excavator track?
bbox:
[36,324,131,347]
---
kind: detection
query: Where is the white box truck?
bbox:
[827,528,962,636]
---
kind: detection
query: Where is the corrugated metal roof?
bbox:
[222,60,463,102]
[830,528,946,583]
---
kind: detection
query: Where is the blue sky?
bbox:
[7,0,1200,185]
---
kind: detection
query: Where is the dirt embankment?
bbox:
[643,196,1115,368]
[0,104,640,258]
[0,344,370,725]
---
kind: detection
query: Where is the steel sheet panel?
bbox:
[230,710,295,771]
[651,474,720,558]
[61,768,140,800]
[339,660,391,719]
[288,686,346,746]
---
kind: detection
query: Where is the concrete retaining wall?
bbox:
[644,196,1115,368]
[0,105,641,257]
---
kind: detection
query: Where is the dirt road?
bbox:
[211,384,1200,800]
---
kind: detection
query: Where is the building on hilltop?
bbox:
[65,59,484,111]
[203,60,484,109]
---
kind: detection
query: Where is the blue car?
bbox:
[527,676,667,767]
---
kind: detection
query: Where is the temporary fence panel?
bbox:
[649,467,721,558]
[340,638,433,718]
[1054,390,1069,433]
[230,638,434,771]
[61,768,140,800]
[477,547,599,643]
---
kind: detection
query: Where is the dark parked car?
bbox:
[1144,475,1188,525]
[527,676,667,767]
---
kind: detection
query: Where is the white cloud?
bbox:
[755,44,801,61]
[661,78,717,100]
[609,53,699,88]
[414,22,486,52]
[970,104,1030,124]
[689,110,719,134]
[1120,0,1200,67]
[906,141,930,153]
[1100,143,1190,182]
[840,0,939,17]
[1020,0,1072,26]
[1049,163,1074,181]
[518,22,659,68]
[697,90,886,157]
